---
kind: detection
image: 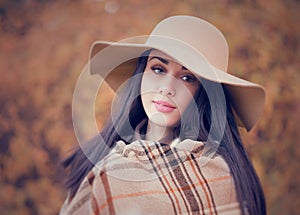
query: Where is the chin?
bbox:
[149,117,180,128]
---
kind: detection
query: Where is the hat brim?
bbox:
[89,38,265,131]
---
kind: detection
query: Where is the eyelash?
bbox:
[151,66,165,74]
[181,75,197,83]
[150,65,197,83]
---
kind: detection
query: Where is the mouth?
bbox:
[153,100,176,113]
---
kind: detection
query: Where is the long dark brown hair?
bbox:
[63,51,266,215]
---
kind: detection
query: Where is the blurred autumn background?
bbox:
[0,0,299,214]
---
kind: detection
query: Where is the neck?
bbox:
[145,121,174,144]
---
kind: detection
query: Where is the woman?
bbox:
[60,16,266,214]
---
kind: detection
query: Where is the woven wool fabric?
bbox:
[60,139,242,215]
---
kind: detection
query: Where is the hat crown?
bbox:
[148,16,229,72]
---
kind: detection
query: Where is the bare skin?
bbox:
[141,50,200,143]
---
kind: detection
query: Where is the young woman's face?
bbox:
[141,50,200,128]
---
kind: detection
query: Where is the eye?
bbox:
[151,65,165,75]
[181,74,197,83]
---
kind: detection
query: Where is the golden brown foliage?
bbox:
[0,0,299,214]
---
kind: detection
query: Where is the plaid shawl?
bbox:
[60,139,241,215]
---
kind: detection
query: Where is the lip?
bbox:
[153,100,176,113]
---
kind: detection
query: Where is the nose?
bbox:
[158,76,176,96]
[159,87,175,96]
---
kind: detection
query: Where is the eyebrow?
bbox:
[149,56,169,65]
[148,56,188,70]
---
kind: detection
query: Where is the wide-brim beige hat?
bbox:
[89,15,265,131]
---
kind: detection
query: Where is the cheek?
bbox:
[140,73,161,107]
[141,92,152,108]
[141,73,156,94]
[140,76,154,112]
[175,85,198,111]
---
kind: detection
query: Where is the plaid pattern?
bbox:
[60,139,241,215]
